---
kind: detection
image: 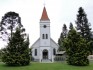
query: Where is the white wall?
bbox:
[32,47,40,60]
[39,47,52,62]
[40,20,50,46]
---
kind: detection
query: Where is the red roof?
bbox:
[40,7,50,21]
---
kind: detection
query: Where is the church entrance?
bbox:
[42,49,48,59]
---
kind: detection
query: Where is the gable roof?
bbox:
[31,38,59,48]
[50,38,59,47]
[31,38,40,48]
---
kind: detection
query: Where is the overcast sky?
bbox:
[0,0,93,49]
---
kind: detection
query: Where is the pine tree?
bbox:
[75,7,92,54]
[0,12,22,41]
[76,7,92,40]
[69,22,73,30]
[58,24,67,51]
[62,24,68,38]
[2,27,30,66]
[63,28,89,66]
[58,33,64,51]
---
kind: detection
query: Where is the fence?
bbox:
[54,56,66,62]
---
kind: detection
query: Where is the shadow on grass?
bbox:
[0,62,31,68]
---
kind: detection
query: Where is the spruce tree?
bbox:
[58,24,67,51]
[75,7,92,54]
[63,28,89,66]
[2,27,30,66]
[62,24,68,38]
[58,33,64,51]
[69,22,73,30]
[76,7,92,40]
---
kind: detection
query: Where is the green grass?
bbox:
[0,61,93,70]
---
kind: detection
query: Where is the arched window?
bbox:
[53,48,56,55]
[46,34,48,39]
[35,49,37,56]
[42,34,44,39]
[42,34,48,39]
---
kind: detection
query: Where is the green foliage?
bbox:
[0,49,2,62]
[69,22,73,30]
[58,24,67,51]
[0,11,22,41]
[2,27,30,66]
[75,7,93,54]
[76,7,92,41]
[63,28,90,66]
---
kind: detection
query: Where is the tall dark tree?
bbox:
[69,22,73,30]
[58,33,64,51]
[62,24,68,38]
[63,28,89,66]
[58,24,67,51]
[2,27,30,66]
[75,7,92,54]
[0,11,22,41]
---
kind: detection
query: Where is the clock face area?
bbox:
[43,25,47,28]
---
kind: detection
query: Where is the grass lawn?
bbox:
[0,61,93,70]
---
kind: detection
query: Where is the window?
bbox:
[46,34,48,39]
[42,34,45,39]
[42,34,48,39]
[53,48,56,55]
[35,49,37,56]
[43,25,47,28]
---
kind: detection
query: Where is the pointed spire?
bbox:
[40,7,50,21]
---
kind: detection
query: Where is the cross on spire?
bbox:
[43,0,46,6]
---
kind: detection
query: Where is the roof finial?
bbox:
[43,0,46,6]
[40,4,50,21]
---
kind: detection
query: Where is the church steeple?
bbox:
[40,7,50,21]
[40,6,50,47]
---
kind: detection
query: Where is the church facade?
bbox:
[31,7,59,62]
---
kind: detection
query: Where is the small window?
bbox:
[46,34,48,39]
[35,49,37,56]
[43,25,47,28]
[42,34,44,39]
[53,48,56,55]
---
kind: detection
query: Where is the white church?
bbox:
[31,7,59,62]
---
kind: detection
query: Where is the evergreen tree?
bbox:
[0,12,22,41]
[75,7,92,54]
[63,28,89,66]
[2,27,30,66]
[69,22,73,30]
[58,33,64,51]
[58,24,67,51]
[62,24,68,38]
[76,7,92,40]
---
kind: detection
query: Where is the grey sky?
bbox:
[0,0,93,49]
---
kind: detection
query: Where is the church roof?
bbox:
[40,7,50,21]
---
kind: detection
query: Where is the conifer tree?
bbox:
[63,28,89,66]
[58,24,67,51]
[0,11,22,41]
[2,27,30,66]
[75,7,93,54]
[62,24,68,38]
[69,22,73,30]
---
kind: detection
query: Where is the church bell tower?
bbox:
[40,7,50,47]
